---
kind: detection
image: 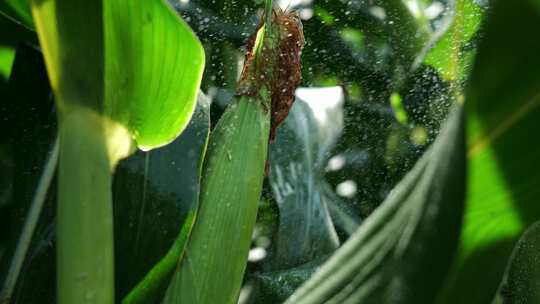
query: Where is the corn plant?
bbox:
[2,0,540,303]
[1,0,205,303]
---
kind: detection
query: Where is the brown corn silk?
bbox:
[239,7,305,140]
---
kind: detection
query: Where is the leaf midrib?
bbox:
[468,92,540,157]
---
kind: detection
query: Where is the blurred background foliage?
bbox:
[7,0,532,303]
[170,1,486,301]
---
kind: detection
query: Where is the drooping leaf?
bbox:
[436,1,540,303]
[254,87,355,304]
[286,106,465,304]
[497,221,540,304]
[268,87,344,270]
[30,0,205,150]
[103,0,205,149]
[114,92,210,304]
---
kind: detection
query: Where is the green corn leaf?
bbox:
[30,0,205,149]
[497,221,540,304]
[436,1,540,303]
[0,0,34,30]
[28,1,205,303]
[0,15,36,92]
[420,0,484,83]
[0,92,211,304]
[115,92,211,304]
[103,1,205,150]
[164,2,309,302]
[0,0,35,88]
[163,95,270,304]
[285,105,465,304]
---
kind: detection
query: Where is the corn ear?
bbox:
[163,94,270,303]
[164,3,304,303]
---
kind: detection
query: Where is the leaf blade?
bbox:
[437,1,540,302]
[29,0,205,149]
[103,0,205,149]
[286,106,466,304]
[115,92,211,304]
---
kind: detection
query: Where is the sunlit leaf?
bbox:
[1,92,211,304]
[286,106,465,304]
[29,1,205,302]
[30,0,205,149]
[0,46,15,82]
[436,1,540,303]
[420,0,484,82]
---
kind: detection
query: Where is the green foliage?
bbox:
[422,0,484,83]
[11,0,206,303]
[103,0,205,149]
[0,15,36,95]
[498,221,540,303]
[0,91,212,304]
[437,0,540,302]
[30,0,205,149]
[390,92,408,125]
[164,96,270,304]
[116,93,211,304]
[4,0,540,303]
[0,0,33,29]
[286,106,465,304]
[268,95,342,269]
[56,108,121,304]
